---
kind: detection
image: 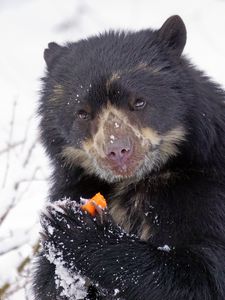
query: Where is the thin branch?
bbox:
[0,140,25,155]
[23,139,37,168]
[0,241,40,299]
[0,167,42,226]
[0,188,19,226]
[2,99,17,188]
[20,114,34,153]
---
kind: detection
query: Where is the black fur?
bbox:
[33,16,225,299]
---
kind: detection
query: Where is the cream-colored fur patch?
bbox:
[89,103,151,157]
[141,127,161,146]
[61,146,95,173]
[50,84,64,102]
[106,63,162,91]
[106,72,121,93]
[160,126,186,159]
[139,222,151,241]
[109,187,152,241]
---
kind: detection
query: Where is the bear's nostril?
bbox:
[106,145,132,164]
[108,149,128,161]
[121,149,128,154]
[109,151,116,158]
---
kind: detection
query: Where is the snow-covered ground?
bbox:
[1,0,225,299]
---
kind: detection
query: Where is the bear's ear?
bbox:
[158,15,187,57]
[44,42,65,69]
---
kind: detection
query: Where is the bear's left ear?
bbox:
[158,15,187,57]
[44,42,66,70]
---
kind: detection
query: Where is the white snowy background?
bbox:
[1,0,225,299]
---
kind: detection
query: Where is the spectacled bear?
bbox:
[32,16,225,300]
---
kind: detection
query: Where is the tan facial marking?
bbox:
[61,147,87,165]
[91,103,152,153]
[61,146,95,173]
[141,127,161,146]
[135,62,148,70]
[160,126,186,158]
[133,62,162,74]
[50,84,64,102]
[87,103,144,159]
[139,222,151,241]
[105,63,163,98]
[83,138,94,153]
[106,63,162,92]
[62,145,113,180]
[106,72,121,93]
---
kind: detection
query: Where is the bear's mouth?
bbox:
[99,149,148,177]
[99,157,142,177]
[61,144,159,183]
[91,146,159,183]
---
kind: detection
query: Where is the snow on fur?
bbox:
[42,200,87,299]
[45,242,87,299]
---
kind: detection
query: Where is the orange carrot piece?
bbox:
[91,193,107,209]
[81,193,107,216]
[81,202,96,216]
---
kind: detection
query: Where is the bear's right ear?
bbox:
[158,15,187,58]
[44,42,65,69]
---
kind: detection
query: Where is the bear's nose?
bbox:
[105,137,133,166]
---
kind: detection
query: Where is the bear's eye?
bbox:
[77,110,91,120]
[131,98,146,110]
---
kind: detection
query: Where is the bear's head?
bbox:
[40,16,189,183]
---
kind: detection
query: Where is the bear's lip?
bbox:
[103,156,144,177]
[109,164,130,176]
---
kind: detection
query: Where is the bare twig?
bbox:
[20,114,34,153]
[2,99,17,188]
[0,140,25,155]
[0,189,18,226]
[0,166,42,226]
[0,241,40,299]
[23,139,38,168]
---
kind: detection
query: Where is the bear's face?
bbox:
[41,16,188,183]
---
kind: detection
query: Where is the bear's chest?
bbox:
[109,189,152,241]
[108,173,174,241]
